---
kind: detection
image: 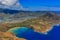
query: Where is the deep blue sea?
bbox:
[8,25,60,40]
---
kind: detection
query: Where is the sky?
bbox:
[20,0,60,11]
[0,0,60,11]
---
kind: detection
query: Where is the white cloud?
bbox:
[9,2,23,10]
[0,0,23,10]
[0,0,17,6]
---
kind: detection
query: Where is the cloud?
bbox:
[0,0,23,10]
[0,0,18,6]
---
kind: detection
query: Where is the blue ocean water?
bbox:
[46,25,60,40]
[8,25,60,40]
[15,28,46,40]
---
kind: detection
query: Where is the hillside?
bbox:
[0,9,46,23]
[0,11,60,34]
[18,12,60,34]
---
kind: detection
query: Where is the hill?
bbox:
[0,11,60,34]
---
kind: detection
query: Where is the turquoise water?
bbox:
[8,25,60,40]
[7,27,33,35]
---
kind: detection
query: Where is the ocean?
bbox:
[8,24,60,40]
